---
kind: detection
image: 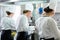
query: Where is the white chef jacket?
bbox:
[1,17,16,30]
[35,17,60,39]
[17,15,35,34]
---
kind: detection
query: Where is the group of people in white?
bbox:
[0,6,60,40]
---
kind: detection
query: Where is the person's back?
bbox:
[35,17,60,40]
[1,17,15,30]
[35,17,49,37]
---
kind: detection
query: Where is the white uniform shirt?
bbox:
[17,15,35,34]
[35,17,60,39]
[1,17,16,30]
[17,15,29,32]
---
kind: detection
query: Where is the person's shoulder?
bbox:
[1,17,9,22]
[1,17,7,20]
[46,17,55,23]
[21,15,26,18]
[20,15,27,20]
[47,17,54,20]
[35,17,44,23]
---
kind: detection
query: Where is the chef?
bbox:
[35,7,60,40]
[1,11,16,40]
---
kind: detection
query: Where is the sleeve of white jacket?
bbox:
[0,19,3,30]
[48,18,60,39]
[0,18,4,30]
[10,19,16,30]
[35,19,40,32]
[22,16,35,31]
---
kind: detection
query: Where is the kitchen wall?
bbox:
[53,13,60,26]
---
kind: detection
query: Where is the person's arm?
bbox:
[0,18,4,30]
[35,19,40,32]
[21,16,29,31]
[22,17,35,32]
[0,22,2,31]
[48,18,60,39]
[10,19,16,30]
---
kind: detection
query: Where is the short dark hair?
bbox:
[23,10,31,14]
[44,6,54,13]
[6,11,12,15]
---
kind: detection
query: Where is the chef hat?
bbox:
[6,10,15,14]
[6,6,15,14]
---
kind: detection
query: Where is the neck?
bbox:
[45,13,51,16]
[25,14,28,18]
[44,14,50,17]
[8,15,12,17]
